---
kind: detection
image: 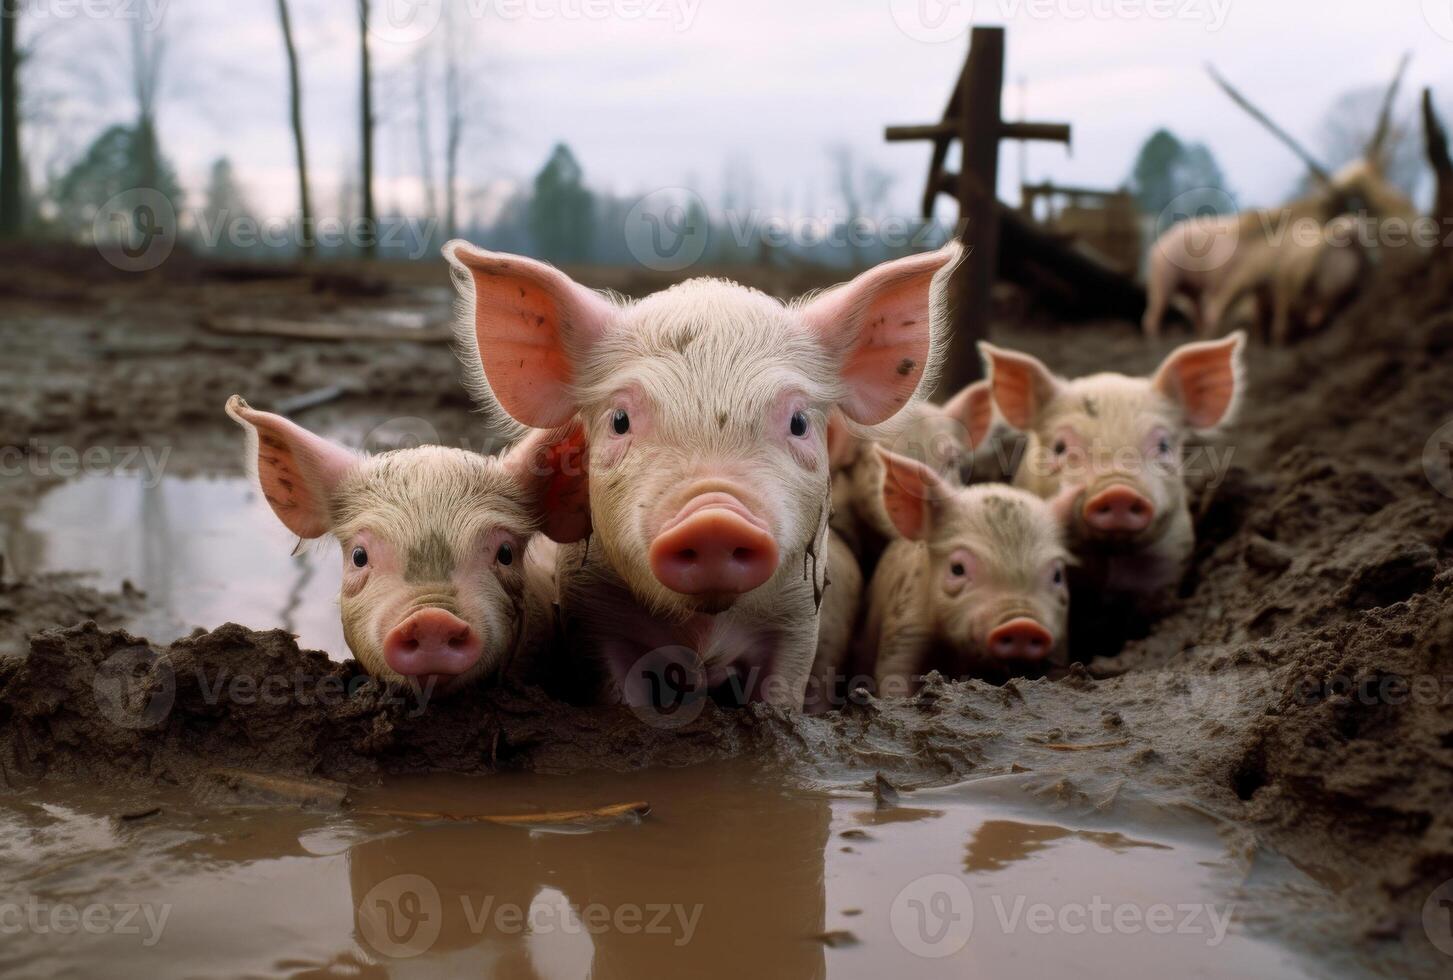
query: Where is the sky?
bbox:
[20,0,1453,229]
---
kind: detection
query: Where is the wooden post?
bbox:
[940,27,1005,398]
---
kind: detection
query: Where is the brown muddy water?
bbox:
[0,760,1330,978]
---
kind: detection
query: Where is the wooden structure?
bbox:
[1020,181,1141,275]
[886,27,1145,395]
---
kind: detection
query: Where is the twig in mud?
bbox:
[1038,739,1131,751]
[359,800,651,827]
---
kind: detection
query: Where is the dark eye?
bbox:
[1157,437,1172,456]
[789,410,809,438]
[611,409,630,435]
[496,542,513,566]
[351,546,368,568]
[1053,439,1067,456]
[950,562,966,577]
[1053,566,1064,586]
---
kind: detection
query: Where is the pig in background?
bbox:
[444,240,961,711]
[827,380,1022,562]
[227,396,589,696]
[857,447,1072,697]
[980,333,1245,616]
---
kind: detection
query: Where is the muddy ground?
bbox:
[0,243,1451,974]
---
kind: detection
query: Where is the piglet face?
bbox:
[878,448,1070,668]
[227,398,589,695]
[982,334,1244,555]
[331,447,535,694]
[445,241,962,618]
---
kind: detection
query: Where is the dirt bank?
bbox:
[1,246,1451,971]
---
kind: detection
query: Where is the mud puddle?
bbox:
[1,472,345,656]
[0,761,1337,978]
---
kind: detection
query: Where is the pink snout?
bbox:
[986,618,1055,662]
[649,495,779,598]
[383,608,482,679]
[1082,484,1154,534]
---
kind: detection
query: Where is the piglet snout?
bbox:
[986,617,1054,662]
[649,493,779,598]
[383,608,482,678]
[1082,484,1154,534]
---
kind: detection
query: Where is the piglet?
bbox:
[226,396,588,695]
[980,333,1245,599]
[444,241,961,709]
[863,447,1072,696]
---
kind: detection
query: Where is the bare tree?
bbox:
[1,0,21,236]
[441,20,463,241]
[412,46,437,231]
[275,0,313,254]
[128,17,165,191]
[358,0,376,257]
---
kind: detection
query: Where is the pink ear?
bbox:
[877,446,949,541]
[979,342,1060,431]
[1152,331,1245,430]
[226,395,356,539]
[505,420,592,544]
[801,242,961,426]
[941,380,994,450]
[444,241,616,429]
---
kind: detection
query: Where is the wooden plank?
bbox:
[999,121,1071,144]
[939,26,1005,398]
[885,122,955,141]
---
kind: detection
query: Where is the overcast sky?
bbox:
[24,0,1453,228]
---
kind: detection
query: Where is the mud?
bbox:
[1,245,1452,974]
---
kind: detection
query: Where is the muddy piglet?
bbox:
[863,448,1072,696]
[227,396,589,695]
[981,333,1245,600]
[444,241,961,709]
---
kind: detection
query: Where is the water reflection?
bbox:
[0,767,1337,979]
[5,473,345,657]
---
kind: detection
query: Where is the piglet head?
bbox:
[877,447,1071,669]
[981,333,1244,554]
[446,241,960,617]
[227,396,588,694]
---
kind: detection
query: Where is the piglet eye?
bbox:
[950,561,967,577]
[1053,564,1065,586]
[611,409,630,435]
[496,542,514,566]
[1157,436,1172,456]
[789,410,809,438]
[1053,439,1067,456]
[351,546,368,568]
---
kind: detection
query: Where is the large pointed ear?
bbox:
[1152,331,1245,431]
[505,420,592,544]
[443,241,617,429]
[877,446,951,542]
[226,396,357,539]
[800,242,962,426]
[979,342,1061,431]
[941,379,994,451]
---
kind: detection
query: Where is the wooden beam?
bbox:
[999,121,1071,144]
[939,26,1005,398]
[885,123,955,141]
